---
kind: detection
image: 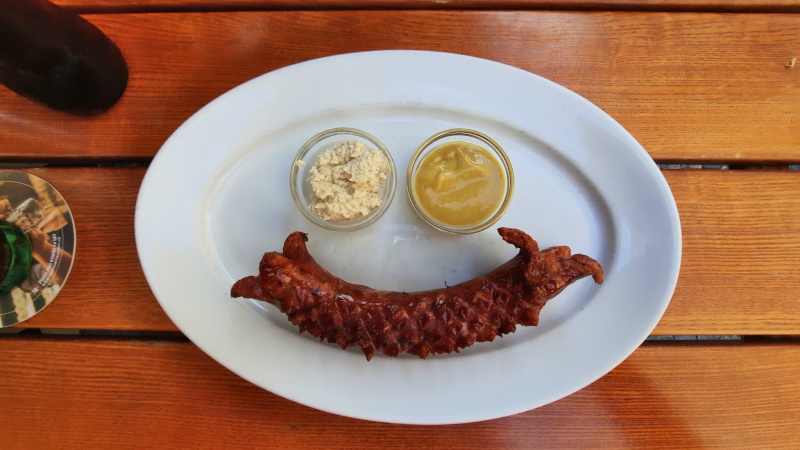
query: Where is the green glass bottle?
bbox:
[0,221,33,295]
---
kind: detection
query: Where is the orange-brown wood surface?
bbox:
[659,170,800,334]
[2,2,799,445]
[1,11,798,162]
[9,168,800,335]
[1,338,798,447]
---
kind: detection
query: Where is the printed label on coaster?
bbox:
[0,171,76,327]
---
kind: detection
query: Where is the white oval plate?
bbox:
[135,51,681,425]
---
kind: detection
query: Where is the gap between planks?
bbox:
[51,1,800,16]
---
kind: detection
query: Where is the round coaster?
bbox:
[0,171,76,327]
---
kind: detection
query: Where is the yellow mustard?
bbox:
[413,141,506,227]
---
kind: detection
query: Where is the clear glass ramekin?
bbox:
[290,127,396,232]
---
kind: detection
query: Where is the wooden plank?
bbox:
[49,0,800,15]
[9,167,800,335]
[655,170,800,334]
[0,11,798,162]
[0,338,798,446]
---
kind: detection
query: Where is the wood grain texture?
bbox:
[0,338,798,447]
[655,170,800,334]
[0,11,798,162]
[11,168,800,335]
[48,0,800,15]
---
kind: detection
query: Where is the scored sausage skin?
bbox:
[231,228,604,360]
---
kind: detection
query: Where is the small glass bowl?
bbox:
[407,128,514,234]
[290,127,397,232]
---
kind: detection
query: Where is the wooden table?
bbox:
[2,0,799,447]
